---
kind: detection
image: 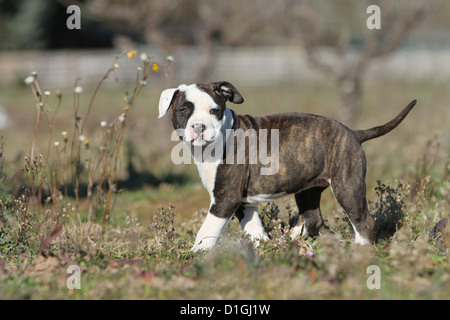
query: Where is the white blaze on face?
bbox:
[183,85,222,147]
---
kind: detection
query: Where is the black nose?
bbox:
[192,123,206,135]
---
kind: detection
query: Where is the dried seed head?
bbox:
[24,76,35,86]
[140,53,148,61]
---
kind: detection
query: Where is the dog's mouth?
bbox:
[183,128,217,146]
[189,135,215,146]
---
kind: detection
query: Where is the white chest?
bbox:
[196,161,220,197]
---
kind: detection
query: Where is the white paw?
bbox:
[290,223,306,240]
[354,230,371,245]
[248,232,269,247]
[191,237,218,252]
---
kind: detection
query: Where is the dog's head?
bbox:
[158,81,243,147]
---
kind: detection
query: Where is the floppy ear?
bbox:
[158,88,177,118]
[213,81,244,104]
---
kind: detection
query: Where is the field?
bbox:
[0,55,449,300]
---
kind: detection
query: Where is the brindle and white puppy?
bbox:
[158,81,416,251]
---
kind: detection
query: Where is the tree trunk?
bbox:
[192,40,217,82]
[337,75,362,127]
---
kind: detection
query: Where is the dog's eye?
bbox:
[210,109,219,115]
[178,108,188,115]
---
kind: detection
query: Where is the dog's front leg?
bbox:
[237,204,269,245]
[191,212,230,252]
[191,201,235,252]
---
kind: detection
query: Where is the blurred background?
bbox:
[1,0,450,119]
[0,0,449,220]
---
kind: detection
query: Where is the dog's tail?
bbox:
[353,99,417,144]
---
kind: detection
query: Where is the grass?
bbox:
[0,51,449,300]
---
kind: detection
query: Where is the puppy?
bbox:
[158,81,416,251]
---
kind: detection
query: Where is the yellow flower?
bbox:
[127,50,137,59]
[152,63,160,72]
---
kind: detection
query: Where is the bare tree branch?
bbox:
[290,0,429,124]
[83,0,182,51]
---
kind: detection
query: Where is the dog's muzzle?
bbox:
[192,122,206,138]
[187,122,216,146]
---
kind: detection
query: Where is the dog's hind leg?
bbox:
[331,182,375,245]
[290,187,327,240]
[330,157,375,245]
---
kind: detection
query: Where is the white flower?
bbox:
[54,141,60,147]
[74,86,83,94]
[140,53,148,61]
[24,76,34,85]
[166,55,174,63]
[100,121,108,128]
[44,91,51,96]
[118,114,126,122]
[78,135,86,142]
[113,62,120,69]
